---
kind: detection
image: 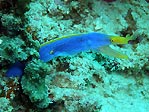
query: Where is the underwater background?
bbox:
[0,0,149,112]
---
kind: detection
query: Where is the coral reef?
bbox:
[21,59,52,108]
[0,0,149,111]
[0,97,13,112]
[0,36,27,63]
[45,52,149,112]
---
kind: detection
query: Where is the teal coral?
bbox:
[21,59,52,108]
[1,14,22,32]
[0,35,39,64]
[46,52,149,111]
[0,36,27,63]
[45,52,107,111]
[0,97,13,112]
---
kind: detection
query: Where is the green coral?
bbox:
[24,0,94,43]
[0,36,27,63]
[1,14,22,31]
[0,97,13,112]
[44,52,106,111]
[21,59,52,108]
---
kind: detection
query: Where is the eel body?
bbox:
[39,32,111,62]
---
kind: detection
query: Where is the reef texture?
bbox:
[0,0,149,112]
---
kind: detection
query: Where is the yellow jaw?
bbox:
[109,36,133,44]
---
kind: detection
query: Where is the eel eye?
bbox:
[50,50,54,54]
[111,39,114,42]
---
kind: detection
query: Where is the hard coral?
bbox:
[21,59,52,108]
[0,97,13,112]
[103,0,116,2]
[0,36,27,64]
